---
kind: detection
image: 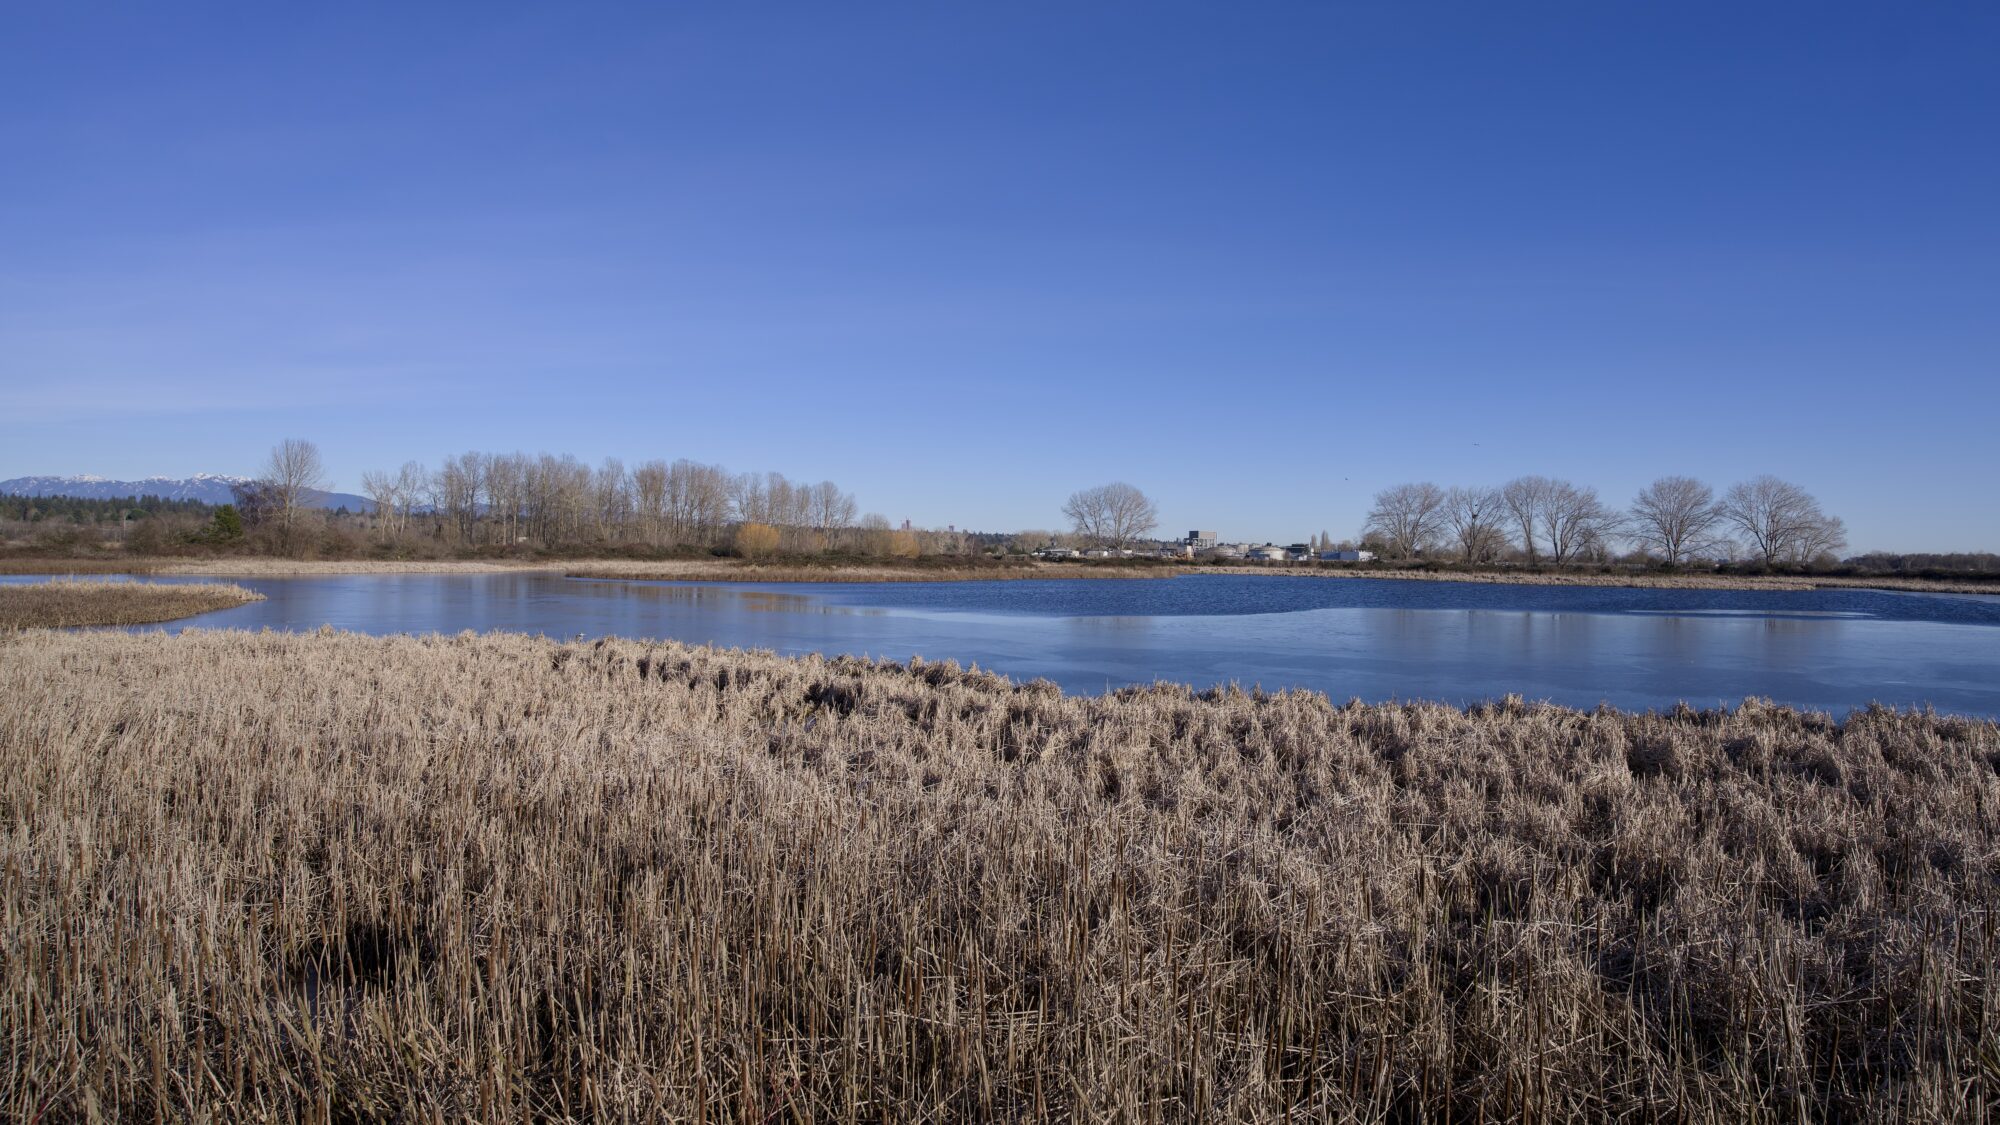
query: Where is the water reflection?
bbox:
[569,579,882,616]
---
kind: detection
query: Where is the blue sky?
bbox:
[3,3,1995,551]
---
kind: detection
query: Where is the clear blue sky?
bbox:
[3,3,1995,551]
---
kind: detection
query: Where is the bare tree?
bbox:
[1442,486,1508,563]
[1500,476,1553,564]
[666,460,733,546]
[808,481,858,550]
[437,452,488,544]
[740,472,814,538]
[1063,482,1158,549]
[1628,476,1724,565]
[542,455,593,544]
[361,461,431,540]
[591,458,632,541]
[1720,476,1847,565]
[359,470,399,539]
[1794,512,1849,563]
[733,472,801,531]
[1539,480,1619,566]
[392,461,428,539]
[1362,482,1447,559]
[260,438,327,552]
[484,453,525,544]
[632,460,671,546]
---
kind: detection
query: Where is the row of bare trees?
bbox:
[352,449,868,551]
[233,441,1006,559]
[1364,475,1847,566]
[246,441,1849,567]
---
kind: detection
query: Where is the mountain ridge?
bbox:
[1,474,375,511]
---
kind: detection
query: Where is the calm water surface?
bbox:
[15,573,1999,717]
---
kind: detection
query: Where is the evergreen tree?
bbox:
[205,505,245,543]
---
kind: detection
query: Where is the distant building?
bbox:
[1185,530,1218,551]
[1247,544,1289,561]
[1320,550,1377,562]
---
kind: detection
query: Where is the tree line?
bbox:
[1362,475,1848,566]
[0,494,213,524]
[218,440,920,557]
[8,451,1970,575]
[0,493,218,554]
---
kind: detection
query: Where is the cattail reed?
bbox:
[0,628,1994,1121]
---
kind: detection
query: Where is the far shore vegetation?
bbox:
[0,578,263,628]
[3,553,1996,595]
[3,440,1996,594]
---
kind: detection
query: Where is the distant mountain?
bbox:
[0,474,375,511]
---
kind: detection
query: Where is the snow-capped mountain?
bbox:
[0,474,374,511]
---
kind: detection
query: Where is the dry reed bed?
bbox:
[2,630,1997,1122]
[0,578,262,628]
[0,556,166,575]
[1195,565,2000,596]
[568,560,1173,583]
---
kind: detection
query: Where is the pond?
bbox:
[12,572,1999,717]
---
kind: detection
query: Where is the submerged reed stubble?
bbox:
[1,628,1994,1122]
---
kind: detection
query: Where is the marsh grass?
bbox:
[2,629,1997,1121]
[0,578,262,627]
[0,556,172,575]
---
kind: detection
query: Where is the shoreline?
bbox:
[0,553,1994,595]
[1186,564,2000,596]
